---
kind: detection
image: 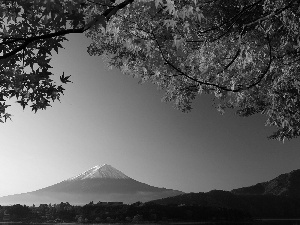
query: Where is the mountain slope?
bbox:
[67,164,129,180]
[231,169,300,197]
[0,164,183,205]
[149,190,300,218]
[150,190,251,210]
[149,169,300,218]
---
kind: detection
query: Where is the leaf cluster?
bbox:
[86,0,300,141]
[1,0,300,141]
[0,0,136,122]
[0,0,99,121]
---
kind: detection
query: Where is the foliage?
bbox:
[86,0,300,141]
[6,204,32,221]
[1,0,300,141]
[0,0,136,121]
[0,0,86,120]
[1,201,251,222]
[4,196,300,222]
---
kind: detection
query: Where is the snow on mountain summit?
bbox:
[67,164,129,181]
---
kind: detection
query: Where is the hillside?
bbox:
[150,169,300,218]
[231,169,300,197]
[149,190,300,218]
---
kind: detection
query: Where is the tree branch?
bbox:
[216,48,241,77]
[152,31,236,91]
[152,30,272,93]
[193,0,264,39]
[0,28,84,60]
[244,35,272,90]
[104,0,135,21]
[244,0,297,28]
[0,0,136,60]
[86,0,114,8]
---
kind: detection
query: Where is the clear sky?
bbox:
[1,34,300,198]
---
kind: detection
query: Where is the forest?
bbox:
[0,201,251,223]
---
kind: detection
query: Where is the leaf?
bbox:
[4,113,12,122]
[60,72,72,84]
[155,0,163,8]
[164,0,176,15]
[16,100,28,110]
[95,15,107,30]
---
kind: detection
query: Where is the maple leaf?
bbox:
[60,72,72,84]
[4,113,12,122]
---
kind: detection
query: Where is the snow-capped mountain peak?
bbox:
[67,164,129,181]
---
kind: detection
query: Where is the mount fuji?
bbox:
[0,164,183,205]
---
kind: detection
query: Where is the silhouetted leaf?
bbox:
[60,72,72,84]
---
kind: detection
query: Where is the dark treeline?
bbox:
[0,201,251,223]
[151,191,300,219]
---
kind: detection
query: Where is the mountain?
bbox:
[149,190,300,218]
[0,164,183,205]
[231,169,300,197]
[150,190,250,209]
[149,169,300,219]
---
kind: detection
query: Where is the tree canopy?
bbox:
[0,0,300,141]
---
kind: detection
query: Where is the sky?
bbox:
[1,33,300,198]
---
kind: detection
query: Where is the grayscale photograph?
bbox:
[0,0,300,224]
